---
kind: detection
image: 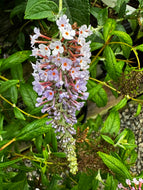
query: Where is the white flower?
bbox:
[61,25,75,40]
[79,25,93,38]
[38,44,51,57]
[49,41,64,56]
[56,14,69,30]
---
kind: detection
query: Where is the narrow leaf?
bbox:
[0,80,19,94]
[134,103,142,117]
[135,44,143,51]
[0,51,31,71]
[104,46,120,81]
[101,135,115,145]
[16,118,52,141]
[103,19,116,41]
[98,152,132,179]
[111,97,127,111]
[0,158,22,168]
[9,85,18,104]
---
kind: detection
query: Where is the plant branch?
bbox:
[109,41,141,69]
[89,77,121,94]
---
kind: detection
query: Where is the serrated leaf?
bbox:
[104,46,120,81]
[103,19,116,41]
[0,51,31,71]
[25,0,58,21]
[101,111,120,135]
[112,30,132,58]
[0,158,22,168]
[14,107,26,120]
[111,97,127,111]
[20,83,37,110]
[101,135,115,145]
[0,80,19,94]
[16,118,52,141]
[98,152,131,179]
[87,80,107,107]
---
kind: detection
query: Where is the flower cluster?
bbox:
[118,178,143,190]
[31,14,92,174]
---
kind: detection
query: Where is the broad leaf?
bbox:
[135,44,143,51]
[20,83,37,110]
[111,97,127,112]
[14,107,26,120]
[25,0,58,21]
[101,111,120,135]
[87,80,107,107]
[112,30,132,58]
[101,135,115,145]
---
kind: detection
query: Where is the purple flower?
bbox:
[43,90,54,101]
[47,69,59,81]
[61,58,72,71]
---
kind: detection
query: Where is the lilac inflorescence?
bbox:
[31,15,92,134]
[31,14,92,174]
[118,178,143,190]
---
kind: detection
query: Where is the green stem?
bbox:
[109,41,141,69]
[59,0,62,13]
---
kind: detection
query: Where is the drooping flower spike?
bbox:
[31,14,92,174]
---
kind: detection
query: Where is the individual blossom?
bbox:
[49,41,64,56]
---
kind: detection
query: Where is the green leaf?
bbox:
[25,0,58,21]
[90,42,104,52]
[0,158,22,168]
[104,174,118,190]
[0,113,4,131]
[90,7,108,26]
[0,51,31,71]
[103,19,116,41]
[10,2,26,19]
[11,64,24,81]
[101,111,120,135]
[53,152,66,158]
[104,46,120,81]
[87,80,107,107]
[111,97,127,112]
[16,118,52,141]
[112,30,132,58]
[135,44,143,51]
[78,173,93,190]
[0,80,19,94]
[98,152,132,179]
[20,83,37,110]
[9,85,18,104]
[17,32,25,50]
[114,129,128,145]
[14,107,26,120]
[134,103,142,117]
[51,129,57,152]
[101,135,115,145]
